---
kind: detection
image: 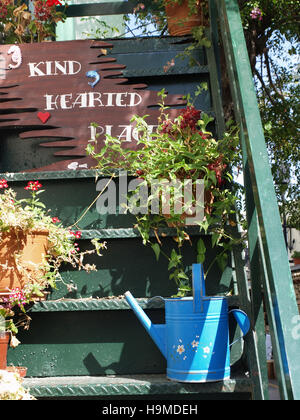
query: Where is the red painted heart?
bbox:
[37,112,51,124]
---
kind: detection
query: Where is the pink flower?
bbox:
[0,179,8,189]
[250,7,263,20]
[24,181,42,192]
[69,230,82,239]
[133,3,145,13]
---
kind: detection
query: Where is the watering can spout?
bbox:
[125,291,167,359]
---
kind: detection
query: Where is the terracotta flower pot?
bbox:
[164,189,214,227]
[165,0,207,36]
[6,366,27,378]
[0,230,49,292]
[293,258,300,266]
[0,332,10,370]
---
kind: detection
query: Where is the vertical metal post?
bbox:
[215,0,300,400]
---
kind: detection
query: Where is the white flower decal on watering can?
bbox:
[176,345,185,355]
[191,340,199,348]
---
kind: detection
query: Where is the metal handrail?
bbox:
[213,0,300,400]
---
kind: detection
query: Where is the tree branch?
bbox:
[263,49,286,100]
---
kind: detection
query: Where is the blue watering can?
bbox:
[125,263,250,383]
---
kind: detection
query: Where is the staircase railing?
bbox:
[211,0,300,400]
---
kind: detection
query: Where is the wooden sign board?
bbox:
[0,40,185,172]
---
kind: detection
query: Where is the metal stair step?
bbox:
[23,373,252,399]
[30,296,240,312]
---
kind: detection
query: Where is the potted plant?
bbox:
[87,90,241,296]
[0,0,66,44]
[292,251,300,265]
[130,0,208,37]
[163,0,208,36]
[0,178,106,360]
[0,295,21,370]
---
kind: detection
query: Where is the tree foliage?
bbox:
[238,0,300,228]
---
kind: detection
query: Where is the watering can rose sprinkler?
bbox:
[125,264,251,383]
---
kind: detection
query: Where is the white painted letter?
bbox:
[44,94,59,110]
[116,93,128,107]
[28,62,45,77]
[61,94,73,109]
[88,92,103,107]
[73,93,88,108]
[54,61,68,75]
[68,61,81,75]
[129,92,142,107]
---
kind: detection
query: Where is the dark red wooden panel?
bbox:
[0,40,185,172]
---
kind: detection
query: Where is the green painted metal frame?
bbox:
[213,0,300,400]
[29,295,240,313]
[206,2,267,400]
[57,0,157,18]
[4,1,295,398]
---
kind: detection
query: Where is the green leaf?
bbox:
[216,253,228,272]
[35,202,46,208]
[177,271,189,280]
[197,238,206,254]
[197,238,206,263]
[264,122,272,131]
[168,249,182,270]
[211,233,220,248]
[151,243,161,261]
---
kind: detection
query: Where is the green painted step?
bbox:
[1,173,235,300]
[23,373,252,399]
[8,297,245,378]
[28,295,240,312]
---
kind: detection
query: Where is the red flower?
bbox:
[198,131,209,140]
[161,119,173,134]
[0,179,8,189]
[24,181,42,191]
[180,106,201,132]
[208,158,227,186]
[46,0,62,6]
[52,217,60,223]
[0,5,8,20]
[34,0,52,21]
[69,230,82,239]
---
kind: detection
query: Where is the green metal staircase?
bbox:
[3,0,299,400]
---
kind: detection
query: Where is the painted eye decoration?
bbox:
[86,70,101,88]
[7,46,22,70]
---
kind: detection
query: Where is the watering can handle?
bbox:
[192,263,206,313]
[229,309,251,347]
